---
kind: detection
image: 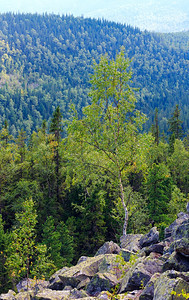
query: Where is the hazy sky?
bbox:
[1,0,97,15]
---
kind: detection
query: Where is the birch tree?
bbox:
[67,48,151,236]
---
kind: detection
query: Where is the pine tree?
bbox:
[49,106,63,143]
[147,163,172,226]
[42,216,63,269]
[49,107,63,204]
[153,108,160,145]
[168,104,183,139]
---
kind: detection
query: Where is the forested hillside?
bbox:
[0,13,189,136]
[0,41,188,293]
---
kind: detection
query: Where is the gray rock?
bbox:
[174,222,189,240]
[139,273,160,300]
[35,288,70,299]
[0,290,16,300]
[77,278,90,290]
[143,242,165,256]
[58,254,118,289]
[69,288,88,298]
[164,213,189,239]
[77,256,89,264]
[169,238,189,257]
[86,272,118,296]
[154,270,189,300]
[16,278,48,293]
[120,234,143,252]
[15,291,34,299]
[187,202,189,213]
[163,251,189,272]
[48,267,69,290]
[139,227,159,248]
[119,256,163,293]
[95,241,121,256]
[120,249,136,262]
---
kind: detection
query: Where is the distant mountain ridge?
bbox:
[84,0,189,33]
[1,0,189,32]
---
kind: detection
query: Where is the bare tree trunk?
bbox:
[119,172,128,236]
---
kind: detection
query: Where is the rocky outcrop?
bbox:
[86,273,118,296]
[139,227,159,248]
[120,234,143,253]
[119,255,163,293]
[153,270,189,300]
[1,206,189,300]
[48,254,118,291]
[95,241,121,256]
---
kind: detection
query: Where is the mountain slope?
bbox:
[1,0,189,32]
[0,13,188,135]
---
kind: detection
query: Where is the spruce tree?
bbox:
[168,104,183,139]
[49,107,63,204]
[152,108,159,145]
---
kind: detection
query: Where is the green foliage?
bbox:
[0,14,188,136]
[147,163,172,226]
[67,48,151,235]
[5,199,55,289]
[42,216,74,268]
[168,186,188,220]
[111,186,150,236]
[5,199,37,288]
[49,106,63,142]
[168,104,183,139]
[171,289,189,299]
[168,139,189,195]
[0,215,8,293]
[0,16,188,292]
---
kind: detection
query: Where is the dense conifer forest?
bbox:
[0,13,188,292]
[0,13,189,135]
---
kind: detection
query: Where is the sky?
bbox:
[0,0,189,32]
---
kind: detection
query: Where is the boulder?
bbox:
[69,288,89,298]
[95,241,121,256]
[163,251,189,272]
[86,272,118,296]
[120,234,143,252]
[77,278,91,290]
[48,267,69,290]
[169,238,189,257]
[187,202,189,213]
[139,227,159,248]
[77,256,89,264]
[174,222,189,240]
[0,290,35,300]
[50,254,118,290]
[139,273,160,300]
[16,278,48,293]
[143,242,165,256]
[15,291,34,299]
[119,256,163,293]
[119,290,142,299]
[0,290,16,300]
[97,291,111,300]
[35,288,89,299]
[120,249,136,262]
[34,288,71,299]
[164,213,188,240]
[153,270,189,300]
